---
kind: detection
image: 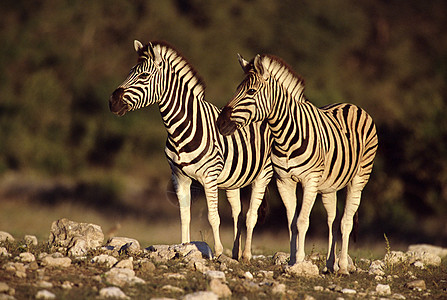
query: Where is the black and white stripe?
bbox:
[109,41,273,260]
[217,54,378,273]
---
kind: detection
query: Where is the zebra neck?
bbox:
[268,93,309,156]
[158,71,209,141]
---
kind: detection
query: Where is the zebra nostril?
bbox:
[109,88,129,116]
[111,88,125,101]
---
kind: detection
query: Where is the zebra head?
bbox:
[217,54,271,136]
[109,40,164,116]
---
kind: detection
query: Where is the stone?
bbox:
[36,281,53,289]
[408,244,447,258]
[35,290,56,299]
[341,288,357,294]
[189,241,213,259]
[164,273,186,280]
[243,271,254,280]
[0,247,8,256]
[3,262,26,278]
[24,235,38,246]
[272,283,286,295]
[92,254,118,268]
[107,237,141,254]
[138,259,156,273]
[376,283,391,296]
[48,218,104,255]
[146,245,176,263]
[313,286,324,292]
[99,287,130,299]
[406,251,441,267]
[369,260,385,276]
[273,252,289,265]
[285,261,319,277]
[0,282,9,293]
[182,291,218,300]
[0,231,14,243]
[205,270,226,281]
[41,255,72,268]
[161,285,185,294]
[385,251,407,265]
[393,293,406,299]
[114,257,133,270]
[18,252,35,263]
[61,281,73,290]
[209,279,232,297]
[405,279,426,291]
[104,267,145,287]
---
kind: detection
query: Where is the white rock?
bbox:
[114,257,133,270]
[107,237,141,254]
[244,271,254,280]
[385,251,406,265]
[99,287,130,299]
[0,247,8,256]
[406,251,441,267]
[205,270,226,281]
[272,283,286,295]
[182,291,218,300]
[408,244,447,258]
[41,255,71,268]
[209,279,232,297]
[48,218,104,254]
[24,235,38,246]
[161,284,185,293]
[18,252,35,263]
[341,288,356,294]
[285,261,319,277]
[313,285,324,291]
[376,283,391,295]
[92,254,118,268]
[0,282,9,293]
[0,231,14,243]
[104,267,145,287]
[369,260,385,276]
[405,279,426,291]
[393,293,406,299]
[37,281,53,289]
[35,290,56,299]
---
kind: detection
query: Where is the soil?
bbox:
[1,241,446,299]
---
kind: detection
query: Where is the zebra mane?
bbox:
[259,54,306,102]
[146,40,206,98]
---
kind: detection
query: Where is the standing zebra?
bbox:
[217,54,378,274]
[109,41,273,260]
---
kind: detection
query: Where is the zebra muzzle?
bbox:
[217,106,238,136]
[109,88,129,116]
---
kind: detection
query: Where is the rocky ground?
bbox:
[1,218,446,299]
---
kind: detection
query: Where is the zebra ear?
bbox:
[148,42,163,66]
[134,40,144,52]
[254,54,268,80]
[238,54,250,73]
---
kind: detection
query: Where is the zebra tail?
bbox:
[353,211,359,243]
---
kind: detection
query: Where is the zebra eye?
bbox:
[247,88,257,95]
[139,72,150,79]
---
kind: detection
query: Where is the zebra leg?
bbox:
[172,172,193,244]
[321,192,337,273]
[242,179,268,262]
[339,175,364,274]
[296,179,319,263]
[226,189,242,260]
[276,177,298,264]
[203,180,224,257]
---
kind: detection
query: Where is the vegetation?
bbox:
[0,1,446,245]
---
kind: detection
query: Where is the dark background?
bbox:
[1,0,446,247]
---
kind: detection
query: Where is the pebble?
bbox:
[0,247,8,256]
[341,288,356,294]
[285,261,319,277]
[209,278,232,297]
[205,270,226,281]
[36,281,53,289]
[0,231,15,243]
[272,252,289,265]
[107,237,141,255]
[271,283,286,295]
[244,271,254,280]
[376,283,391,295]
[161,285,184,294]
[35,290,56,299]
[40,255,71,268]
[0,282,9,293]
[183,291,218,300]
[92,254,118,268]
[24,235,38,246]
[114,257,134,269]
[104,267,145,287]
[405,279,426,291]
[18,252,35,263]
[313,285,324,292]
[99,286,130,299]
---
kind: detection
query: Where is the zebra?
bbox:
[217,54,378,274]
[109,40,273,260]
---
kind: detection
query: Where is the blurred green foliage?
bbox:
[0,0,446,243]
